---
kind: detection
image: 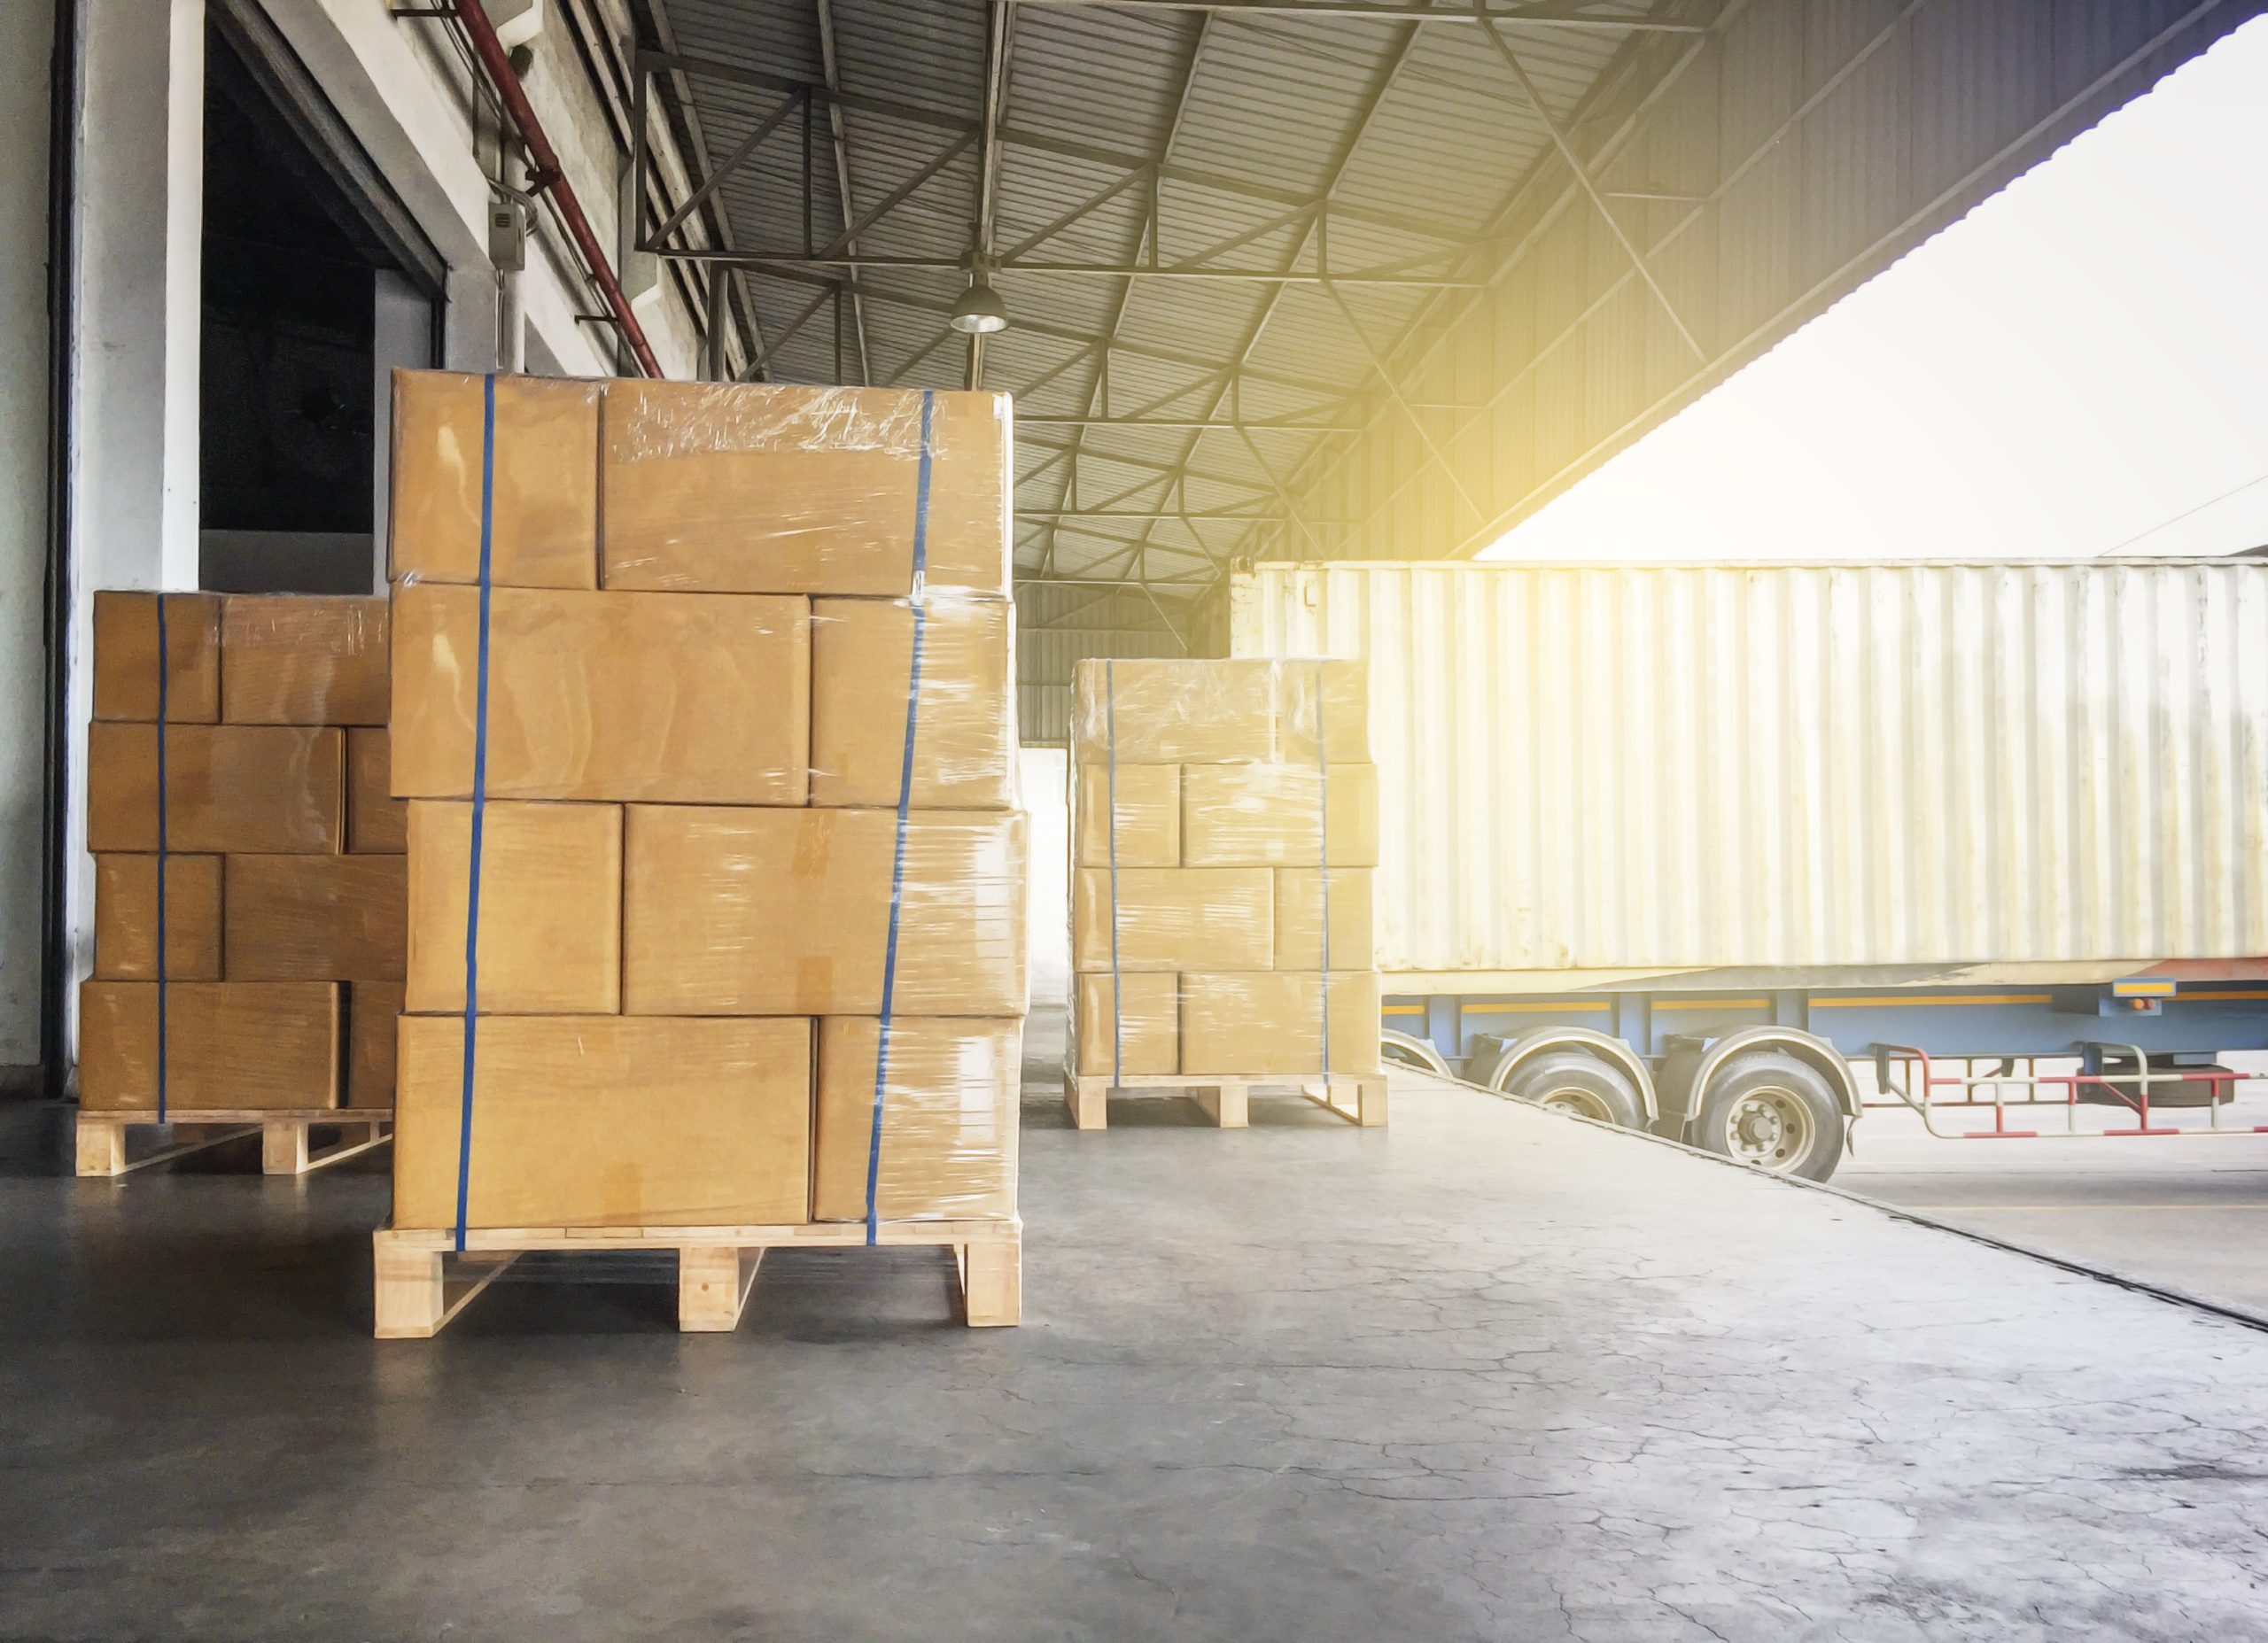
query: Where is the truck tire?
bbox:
[1504,1051,1645,1130]
[1691,1050,1845,1181]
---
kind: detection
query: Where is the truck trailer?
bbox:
[1230,559,2268,1180]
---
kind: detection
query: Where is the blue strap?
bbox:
[1106,660,1122,1085]
[866,389,936,1246]
[153,598,169,1122]
[1315,662,1330,1081]
[453,374,500,1253]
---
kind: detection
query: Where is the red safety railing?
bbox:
[1868,1042,2264,1140]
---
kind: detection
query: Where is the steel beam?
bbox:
[635,45,1467,249]
[1478,12,1705,360]
[812,0,872,383]
[1022,417,1363,430]
[1014,0,1706,23]
[668,252,1481,285]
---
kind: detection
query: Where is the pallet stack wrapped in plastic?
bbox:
[377,371,1025,1335]
[1063,657,1385,1129]
[78,592,404,1175]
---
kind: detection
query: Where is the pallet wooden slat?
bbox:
[1063,1072,1387,1132]
[74,1111,392,1178]
[371,1218,1022,1337]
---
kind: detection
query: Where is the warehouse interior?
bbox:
[7,2,2268,1637]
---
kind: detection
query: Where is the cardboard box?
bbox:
[389,370,600,589]
[1073,763,1179,868]
[390,581,811,805]
[812,1017,1020,1221]
[1072,972,1179,1076]
[810,595,1014,808]
[1271,869,1375,973]
[220,595,391,725]
[1178,763,1379,867]
[1071,659,1276,763]
[600,381,1010,598]
[92,591,221,723]
[223,855,408,981]
[92,855,223,981]
[86,723,346,854]
[405,801,622,1015]
[78,980,341,1112]
[392,1015,813,1229]
[347,981,403,1110]
[1277,659,1370,763]
[1179,971,1382,1076]
[622,806,1027,1016]
[347,729,407,853]
[1070,867,1273,973]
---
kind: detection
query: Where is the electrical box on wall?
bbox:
[488,197,527,273]
[484,0,545,52]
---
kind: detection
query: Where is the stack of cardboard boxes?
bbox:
[1066,657,1382,1106]
[81,593,404,1114]
[385,373,1026,1234]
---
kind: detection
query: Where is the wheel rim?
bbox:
[1534,1085,1614,1121]
[1720,1085,1814,1170]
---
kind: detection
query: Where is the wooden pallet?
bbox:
[1063,1072,1387,1131]
[75,1109,393,1178]
[371,1216,1022,1338]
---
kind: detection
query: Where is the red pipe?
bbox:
[452,0,665,379]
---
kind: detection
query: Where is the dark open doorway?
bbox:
[198,10,441,593]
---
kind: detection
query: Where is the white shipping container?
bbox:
[1231,560,2268,985]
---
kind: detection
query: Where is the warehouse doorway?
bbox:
[198,6,443,595]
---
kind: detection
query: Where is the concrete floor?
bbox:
[6,1037,2268,1639]
[1841,1104,2268,1314]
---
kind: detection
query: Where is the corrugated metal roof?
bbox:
[643,0,1658,588]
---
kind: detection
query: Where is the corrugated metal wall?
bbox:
[1278,0,2258,564]
[1232,560,2268,977]
[1014,584,1223,746]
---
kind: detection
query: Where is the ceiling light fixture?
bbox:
[950,257,1010,335]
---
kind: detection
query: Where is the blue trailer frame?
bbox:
[1384,975,2268,1171]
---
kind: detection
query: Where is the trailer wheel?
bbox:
[1504,1052,1645,1130]
[1692,1051,1844,1181]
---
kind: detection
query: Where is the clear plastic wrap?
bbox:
[405,800,624,1015]
[621,805,1029,1016]
[83,593,416,1115]
[91,855,221,980]
[389,579,812,804]
[389,369,602,590]
[813,1017,1020,1221]
[1066,655,1379,1081]
[810,593,1017,808]
[1178,972,1382,1076]
[218,594,391,725]
[1178,763,1379,867]
[90,591,221,723]
[392,1015,813,1229]
[221,855,406,982]
[600,380,1012,598]
[86,721,345,853]
[1071,866,1274,972]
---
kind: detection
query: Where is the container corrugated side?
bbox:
[1231,561,2268,980]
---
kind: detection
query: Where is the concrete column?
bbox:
[0,0,54,1080]
[59,0,206,1056]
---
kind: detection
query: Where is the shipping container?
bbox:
[1231,560,2268,1179]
